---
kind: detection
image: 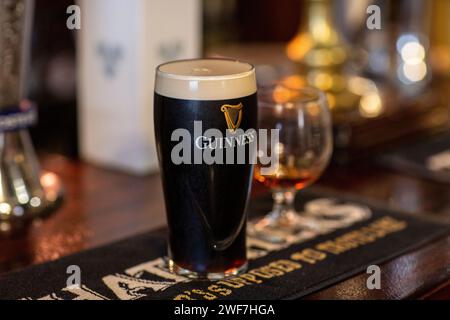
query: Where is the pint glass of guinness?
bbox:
[154,59,257,279]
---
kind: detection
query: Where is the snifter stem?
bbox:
[271,189,296,219]
[264,189,311,232]
[251,189,318,244]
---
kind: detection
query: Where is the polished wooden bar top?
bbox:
[0,153,449,299]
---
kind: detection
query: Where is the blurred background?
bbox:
[1,0,450,275]
[28,0,450,169]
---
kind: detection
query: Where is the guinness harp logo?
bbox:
[221,103,243,132]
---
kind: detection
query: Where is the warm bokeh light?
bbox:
[40,172,62,202]
[307,102,321,117]
[0,202,12,215]
[281,75,305,89]
[401,42,426,64]
[396,34,428,84]
[272,85,299,104]
[41,172,59,187]
[402,61,427,83]
[348,77,377,96]
[286,33,312,62]
[307,70,333,91]
[359,93,383,118]
[30,197,42,208]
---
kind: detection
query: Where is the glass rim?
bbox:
[258,84,327,105]
[156,58,255,82]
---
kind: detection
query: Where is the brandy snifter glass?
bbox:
[250,85,333,243]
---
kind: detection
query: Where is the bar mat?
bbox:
[0,190,448,300]
[378,133,450,183]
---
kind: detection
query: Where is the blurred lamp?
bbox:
[0,0,63,235]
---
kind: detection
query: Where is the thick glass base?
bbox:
[167,259,248,280]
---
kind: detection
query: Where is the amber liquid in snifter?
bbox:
[254,164,321,190]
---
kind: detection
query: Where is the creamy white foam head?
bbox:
[155,59,256,100]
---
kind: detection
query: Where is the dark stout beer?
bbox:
[154,59,257,279]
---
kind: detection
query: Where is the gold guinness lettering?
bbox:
[23,215,408,300]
